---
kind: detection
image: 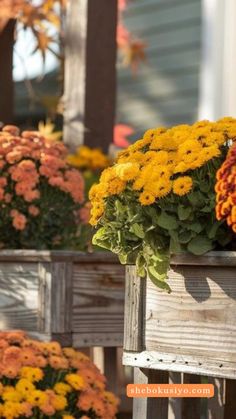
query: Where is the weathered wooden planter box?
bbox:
[123,252,236,380]
[0,250,125,347]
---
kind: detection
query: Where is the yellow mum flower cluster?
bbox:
[90,117,236,225]
[0,331,119,419]
[67,145,111,171]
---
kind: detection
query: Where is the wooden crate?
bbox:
[0,250,125,347]
[123,251,236,419]
[123,251,236,379]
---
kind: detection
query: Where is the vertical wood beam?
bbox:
[133,368,169,419]
[0,20,15,124]
[182,374,201,419]
[64,0,118,152]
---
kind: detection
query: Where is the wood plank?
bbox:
[224,379,236,419]
[0,262,39,331]
[145,266,236,367]
[104,347,118,394]
[168,372,182,419]
[207,378,225,419]
[123,350,236,380]
[123,266,146,352]
[0,19,15,124]
[84,0,117,151]
[72,262,125,347]
[0,250,121,263]
[64,0,87,150]
[51,261,73,335]
[182,374,201,419]
[133,368,169,419]
[64,0,118,152]
[0,250,234,265]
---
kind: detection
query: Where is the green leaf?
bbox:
[148,266,171,292]
[187,236,213,255]
[178,205,192,221]
[157,211,178,230]
[178,230,194,244]
[188,222,204,234]
[199,183,211,193]
[129,223,145,239]
[206,222,221,239]
[118,253,128,264]
[188,192,204,207]
[136,253,146,277]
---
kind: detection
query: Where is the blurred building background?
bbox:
[117,0,202,137]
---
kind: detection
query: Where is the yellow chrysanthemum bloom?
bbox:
[115,162,140,181]
[16,379,35,397]
[146,179,172,199]
[178,140,202,163]
[63,416,75,419]
[20,367,44,383]
[139,191,156,206]
[2,388,22,403]
[107,178,126,195]
[54,382,72,396]
[173,176,193,196]
[65,374,85,390]
[200,145,221,162]
[27,390,48,407]
[143,127,166,141]
[52,394,67,410]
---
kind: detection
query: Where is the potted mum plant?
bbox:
[90,117,236,379]
[0,330,119,418]
[0,125,124,349]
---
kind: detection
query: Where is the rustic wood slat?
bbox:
[83,0,117,151]
[224,379,236,419]
[104,347,118,394]
[207,378,225,419]
[72,262,125,347]
[0,19,15,124]
[64,0,87,150]
[133,368,169,419]
[0,262,39,331]
[64,0,118,152]
[182,374,201,419]
[144,265,236,377]
[123,266,146,352]
[51,261,73,336]
[123,350,236,380]
[168,372,182,419]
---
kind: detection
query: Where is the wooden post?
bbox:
[0,20,15,124]
[133,368,169,419]
[64,0,118,152]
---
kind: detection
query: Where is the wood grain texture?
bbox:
[0,262,39,331]
[84,0,117,151]
[207,378,225,419]
[63,0,88,150]
[72,262,125,347]
[51,261,73,334]
[124,266,146,352]
[133,368,169,419]
[123,350,236,380]
[144,261,236,378]
[224,379,236,419]
[168,372,182,419]
[182,374,201,419]
[0,251,124,348]
[0,20,15,123]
